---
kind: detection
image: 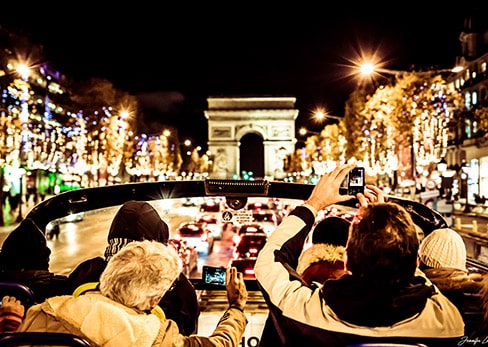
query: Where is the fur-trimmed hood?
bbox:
[297,243,346,275]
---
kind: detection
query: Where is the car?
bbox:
[228,257,260,279]
[251,209,278,235]
[168,238,199,277]
[230,232,268,278]
[233,232,267,259]
[45,212,85,240]
[247,199,284,223]
[174,221,215,255]
[198,200,221,215]
[246,202,272,211]
[237,223,266,236]
[233,223,267,245]
[196,214,222,239]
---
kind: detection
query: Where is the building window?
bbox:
[465,119,472,139]
[465,91,472,110]
[472,90,478,106]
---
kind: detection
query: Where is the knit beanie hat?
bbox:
[0,218,50,270]
[419,228,467,271]
[104,201,169,260]
[311,216,350,246]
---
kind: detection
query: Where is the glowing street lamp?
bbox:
[298,128,319,136]
[358,61,464,79]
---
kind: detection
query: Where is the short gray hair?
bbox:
[99,240,181,311]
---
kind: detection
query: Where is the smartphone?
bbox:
[348,167,365,195]
[202,265,227,288]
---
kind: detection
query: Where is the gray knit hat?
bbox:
[419,228,467,271]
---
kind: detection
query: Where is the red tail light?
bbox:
[249,247,258,254]
[244,268,255,276]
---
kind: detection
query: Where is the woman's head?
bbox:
[99,240,181,311]
[419,228,467,271]
[346,202,419,283]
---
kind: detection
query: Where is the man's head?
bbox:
[346,202,419,283]
[104,201,169,260]
[99,240,181,311]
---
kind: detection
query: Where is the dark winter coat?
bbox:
[422,266,484,337]
[0,218,70,303]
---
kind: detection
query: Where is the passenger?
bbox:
[0,295,24,332]
[296,216,350,287]
[255,164,464,347]
[67,200,200,336]
[17,240,248,347]
[419,227,484,336]
[470,274,488,341]
[259,214,350,346]
[0,218,70,302]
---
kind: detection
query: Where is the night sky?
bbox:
[1,3,486,148]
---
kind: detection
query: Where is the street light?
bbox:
[298,109,342,138]
[313,110,342,121]
[359,61,463,77]
[298,128,320,136]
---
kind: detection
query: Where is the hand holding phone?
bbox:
[202,265,227,288]
[348,167,365,195]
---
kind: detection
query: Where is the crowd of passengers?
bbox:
[0,164,487,346]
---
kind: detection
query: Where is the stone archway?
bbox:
[205,96,298,179]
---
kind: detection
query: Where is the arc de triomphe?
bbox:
[205,96,298,180]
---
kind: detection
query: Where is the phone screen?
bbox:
[348,167,365,195]
[202,266,226,288]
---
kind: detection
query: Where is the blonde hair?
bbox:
[99,240,181,311]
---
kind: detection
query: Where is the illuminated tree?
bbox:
[474,106,488,138]
[69,78,138,185]
[341,71,463,181]
[341,85,372,161]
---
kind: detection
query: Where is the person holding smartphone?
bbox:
[67,200,200,336]
[17,240,249,347]
[255,164,464,347]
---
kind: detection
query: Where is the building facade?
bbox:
[447,13,488,205]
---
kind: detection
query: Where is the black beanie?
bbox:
[0,218,51,270]
[311,216,350,247]
[107,201,169,243]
